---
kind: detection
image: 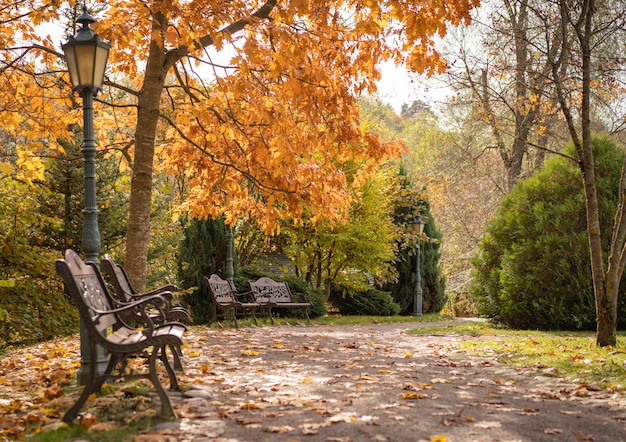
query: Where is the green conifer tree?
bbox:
[385,169,445,314]
[177,217,229,323]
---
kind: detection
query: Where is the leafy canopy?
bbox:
[1,0,479,233]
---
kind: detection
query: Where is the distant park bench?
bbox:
[249,276,312,325]
[55,249,186,422]
[204,274,260,328]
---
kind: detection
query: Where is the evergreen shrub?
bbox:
[330,284,401,316]
[177,217,229,324]
[471,136,626,330]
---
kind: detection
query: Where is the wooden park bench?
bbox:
[56,249,186,422]
[249,276,312,325]
[102,255,190,324]
[204,274,260,328]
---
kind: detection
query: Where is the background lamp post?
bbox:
[62,6,111,383]
[412,214,426,316]
[225,225,234,285]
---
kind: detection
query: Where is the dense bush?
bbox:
[330,285,401,316]
[471,136,626,330]
[1,172,79,350]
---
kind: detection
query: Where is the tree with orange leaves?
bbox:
[0,0,479,290]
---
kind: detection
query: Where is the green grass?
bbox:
[214,312,445,328]
[410,322,626,392]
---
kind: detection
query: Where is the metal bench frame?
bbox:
[204,274,260,328]
[249,276,312,325]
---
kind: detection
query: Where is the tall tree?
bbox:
[0,1,479,291]
[546,0,626,346]
[284,165,401,301]
[442,0,568,189]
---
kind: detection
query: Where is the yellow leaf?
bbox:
[164,27,178,46]
[241,349,259,356]
[188,351,200,357]
[431,436,447,442]
[0,162,13,175]
[401,392,426,400]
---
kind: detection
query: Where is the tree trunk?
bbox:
[124,13,168,292]
[122,1,278,290]
[564,0,617,347]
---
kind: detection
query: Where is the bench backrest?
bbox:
[102,255,135,302]
[55,249,117,335]
[204,274,237,305]
[249,277,293,303]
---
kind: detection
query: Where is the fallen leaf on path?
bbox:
[544,428,563,434]
[240,350,259,356]
[572,431,594,441]
[263,425,293,433]
[474,421,502,429]
[401,392,427,399]
[329,412,357,423]
[87,422,119,433]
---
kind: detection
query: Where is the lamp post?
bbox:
[62,6,110,265]
[225,225,234,285]
[62,6,111,383]
[412,213,426,316]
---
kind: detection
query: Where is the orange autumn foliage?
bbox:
[0,0,479,285]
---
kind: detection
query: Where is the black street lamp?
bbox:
[62,6,111,384]
[411,213,426,316]
[62,6,111,265]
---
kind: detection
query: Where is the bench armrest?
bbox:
[234,290,255,303]
[137,285,180,298]
[90,294,168,333]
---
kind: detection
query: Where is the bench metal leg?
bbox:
[251,307,258,326]
[170,344,184,372]
[150,345,177,419]
[230,307,239,328]
[161,346,181,391]
[62,340,101,423]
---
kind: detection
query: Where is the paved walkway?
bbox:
[139,320,626,442]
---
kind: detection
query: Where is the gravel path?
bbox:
[138,320,626,442]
